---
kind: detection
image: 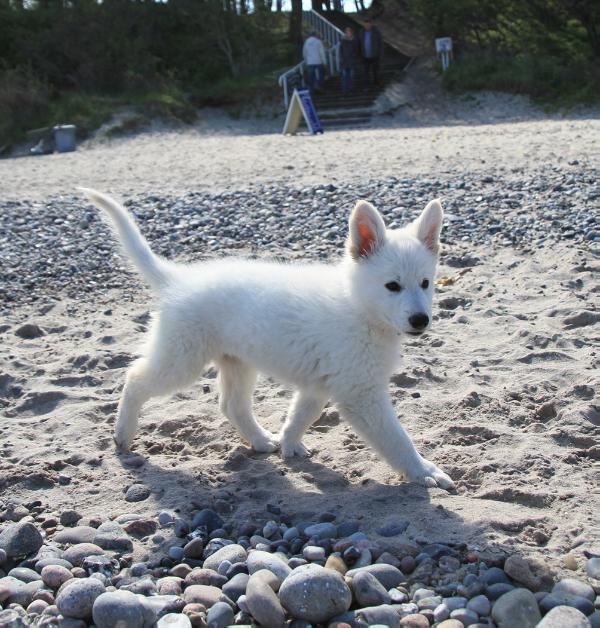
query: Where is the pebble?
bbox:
[8,567,42,583]
[62,543,105,567]
[0,522,43,558]
[553,578,596,601]
[182,584,222,607]
[467,593,491,616]
[191,509,223,533]
[398,613,430,627]
[304,522,337,540]
[376,518,410,537]
[303,545,326,561]
[222,572,248,603]
[450,607,480,625]
[56,577,106,619]
[438,621,467,628]
[41,565,73,589]
[203,544,247,571]
[345,564,404,590]
[93,521,133,552]
[124,484,151,502]
[491,587,542,627]
[54,526,97,544]
[537,605,593,627]
[247,550,291,581]
[92,590,146,628]
[158,614,193,627]
[279,563,352,623]
[587,558,600,580]
[245,569,286,627]
[352,570,391,606]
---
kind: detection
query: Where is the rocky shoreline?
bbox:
[1,504,599,627]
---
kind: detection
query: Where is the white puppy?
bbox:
[81,188,454,490]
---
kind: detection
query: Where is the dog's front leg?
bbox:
[338,390,455,491]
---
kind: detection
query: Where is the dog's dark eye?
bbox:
[421,279,430,289]
[385,281,402,292]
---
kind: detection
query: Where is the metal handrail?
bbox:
[277,9,345,109]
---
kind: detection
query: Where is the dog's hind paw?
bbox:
[280,440,311,459]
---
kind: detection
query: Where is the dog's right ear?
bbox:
[347,201,386,260]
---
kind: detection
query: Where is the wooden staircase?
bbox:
[310,11,411,128]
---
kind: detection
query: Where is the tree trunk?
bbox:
[276,0,282,12]
[289,0,302,47]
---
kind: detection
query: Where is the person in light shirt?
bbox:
[303,31,327,93]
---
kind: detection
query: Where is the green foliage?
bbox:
[402,0,600,104]
[0,0,292,147]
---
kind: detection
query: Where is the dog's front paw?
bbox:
[407,459,455,492]
[113,433,133,453]
[280,439,311,459]
[251,431,279,454]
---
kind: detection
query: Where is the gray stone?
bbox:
[467,594,491,616]
[203,544,247,571]
[54,526,97,545]
[540,593,595,616]
[418,595,443,610]
[346,564,404,590]
[376,518,409,537]
[41,565,73,589]
[35,558,73,572]
[491,588,542,628]
[93,521,133,552]
[444,596,468,611]
[587,558,600,580]
[92,590,146,628]
[222,572,249,603]
[182,537,204,559]
[450,607,480,625]
[15,323,45,339]
[245,570,285,627]
[60,511,82,527]
[553,578,595,602]
[140,594,186,622]
[279,563,352,623]
[247,550,291,581]
[352,570,391,606]
[191,509,223,533]
[8,567,42,583]
[157,614,193,627]
[434,603,450,622]
[0,522,43,558]
[125,484,150,502]
[481,567,511,586]
[356,604,401,626]
[537,606,592,627]
[62,543,105,567]
[303,545,326,561]
[589,611,600,628]
[182,584,222,607]
[56,577,106,619]
[304,522,337,540]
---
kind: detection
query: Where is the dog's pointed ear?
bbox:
[347,201,386,260]
[411,199,444,255]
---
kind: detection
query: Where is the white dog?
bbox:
[81,188,454,490]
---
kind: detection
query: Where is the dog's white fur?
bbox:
[81,188,454,490]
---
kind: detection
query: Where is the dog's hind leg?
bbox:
[279,390,328,458]
[216,356,278,453]
[115,319,207,451]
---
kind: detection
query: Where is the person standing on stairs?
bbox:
[340,26,359,93]
[359,18,383,87]
[303,32,327,94]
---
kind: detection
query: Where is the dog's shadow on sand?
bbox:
[116,445,508,563]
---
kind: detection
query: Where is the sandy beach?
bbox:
[1,93,599,626]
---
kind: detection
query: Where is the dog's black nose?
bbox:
[409,313,429,330]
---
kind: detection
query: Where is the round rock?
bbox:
[203,544,247,571]
[352,570,391,606]
[125,484,151,502]
[92,590,146,628]
[537,605,592,628]
[552,578,595,602]
[345,564,404,590]
[246,570,285,627]
[0,522,43,558]
[586,557,600,580]
[491,588,542,628]
[62,543,105,567]
[279,564,352,623]
[41,565,73,589]
[247,550,291,581]
[56,577,106,619]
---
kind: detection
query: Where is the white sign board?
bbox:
[282,88,324,135]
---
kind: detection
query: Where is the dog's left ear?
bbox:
[347,201,386,260]
[411,199,444,255]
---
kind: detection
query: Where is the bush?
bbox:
[0,67,50,148]
[442,52,600,106]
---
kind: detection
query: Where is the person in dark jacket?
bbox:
[359,18,383,87]
[340,26,359,93]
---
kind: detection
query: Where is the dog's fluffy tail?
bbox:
[79,188,173,291]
